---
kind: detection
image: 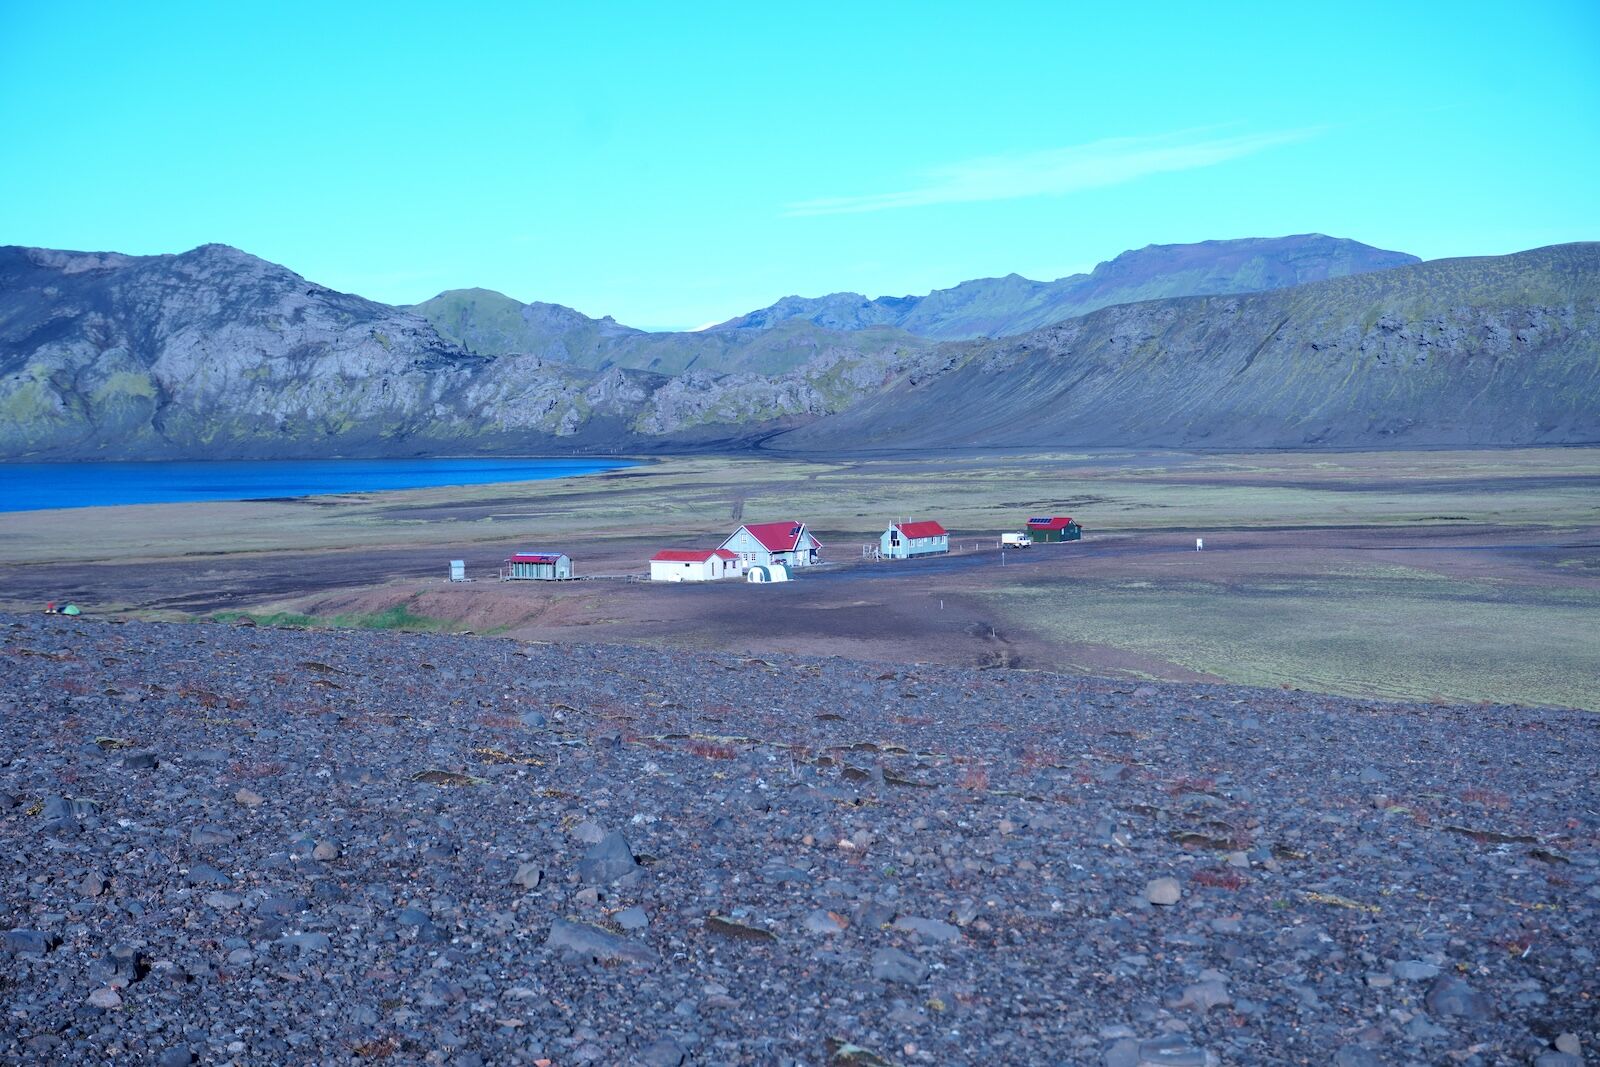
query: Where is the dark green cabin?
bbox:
[1026,516,1082,542]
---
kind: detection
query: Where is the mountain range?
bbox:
[409,235,1419,374]
[1,237,1595,460]
[706,235,1420,340]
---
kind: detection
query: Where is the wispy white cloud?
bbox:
[783,126,1321,217]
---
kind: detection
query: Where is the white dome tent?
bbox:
[745,563,792,583]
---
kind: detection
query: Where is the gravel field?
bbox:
[1,611,1596,1066]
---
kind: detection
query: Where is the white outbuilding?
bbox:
[649,548,741,582]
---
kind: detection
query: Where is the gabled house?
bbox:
[720,521,822,569]
[1025,516,1083,543]
[880,520,949,559]
[649,548,740,582]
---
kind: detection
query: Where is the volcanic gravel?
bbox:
[1,612,1596,1066]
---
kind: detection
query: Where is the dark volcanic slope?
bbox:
[2,613,1595,1066]
[714,235,1421,340]
[778,243,1600,451]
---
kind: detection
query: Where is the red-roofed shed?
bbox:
[1024,515,1083,542]
[648,547,740,582]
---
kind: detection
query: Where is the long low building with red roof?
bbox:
[719,521,821,569]
[648,548,740,582]
[880,519,949,559]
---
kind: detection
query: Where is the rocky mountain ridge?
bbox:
[709,234,1421,340]
[1,240,1595,460]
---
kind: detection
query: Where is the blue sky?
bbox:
[2,2,1596,330]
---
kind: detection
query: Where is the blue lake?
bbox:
[0,457,637,512]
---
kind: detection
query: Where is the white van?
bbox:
[999,532,1030,548]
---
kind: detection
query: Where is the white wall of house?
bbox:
[649,556,738,582]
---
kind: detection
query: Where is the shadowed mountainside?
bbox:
[711,235,1421,341]
[771,243,1600,451]
[0,244,906,458]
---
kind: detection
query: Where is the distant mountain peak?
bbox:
[713,235,1421,341]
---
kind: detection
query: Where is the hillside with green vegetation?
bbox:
[412,289,930,377]
[773,243,1600,450]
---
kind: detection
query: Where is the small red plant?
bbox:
[1192,868,1246,891]
[1460,788,1511,810]
[686,741,737,760]
[957,765,990,792]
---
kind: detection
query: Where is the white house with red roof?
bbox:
[719,521,821,569]
[648,548,740,582]
[880,519,949,559]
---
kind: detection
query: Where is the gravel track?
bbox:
[1,612,1596,1066]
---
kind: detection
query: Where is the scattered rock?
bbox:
[577,831,639,884]
[3,929,55,955]
[638,1037,685,1066]
[545,918,657,965]
[869,946,927,985]
[1332,1045,1382,1067]
[1144,877,1182,906]
[1424,974,1496,1019]
[891,915,961,943]
[804,909,848,935]
[706,914,777,942]
[87,987,122,1009]
[1165,979,1231,1012]
[1391,959,1440,981]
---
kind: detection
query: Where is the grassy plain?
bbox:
[2,447,1596,708]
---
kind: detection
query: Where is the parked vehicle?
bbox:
[999,532,1030,548]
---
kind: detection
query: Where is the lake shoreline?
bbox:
[0,455,641,513]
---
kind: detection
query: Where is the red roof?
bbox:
[737,521,817,552]
[508,553,565,564]
[1026,516,1076,530]
[893,520,947,539]
[651,549,737,563]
